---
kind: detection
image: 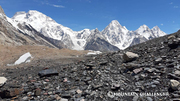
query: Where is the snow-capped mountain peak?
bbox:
[110,20,122,27]
[10,10,88,50]
[152,26,160,31]
[102,20,130,49]
[151,26,166,37]
[137,24,150,31]
[7,8,167,51]
[135,25,153,39]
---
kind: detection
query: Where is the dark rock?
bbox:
[61,93,71,98]
[0,88,23,98]
[85,63,95,67]
[99,61,108,65]
[124,63,141,70]
[38,69,58,77]
[168,73,180,80]
[168,38,180,49]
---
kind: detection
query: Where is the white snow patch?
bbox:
[87,50,102,55]
[0,77,7,87]
[7,52,33,66]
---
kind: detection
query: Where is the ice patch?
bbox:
[7,52,33,66]
[87,50,102,55]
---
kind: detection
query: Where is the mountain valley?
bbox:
[1,5,179,101]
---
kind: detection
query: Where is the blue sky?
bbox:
[0,0,180,34]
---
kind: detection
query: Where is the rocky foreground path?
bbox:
[0,31,180,101]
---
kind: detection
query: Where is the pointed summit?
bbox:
[138,24,150,30]
[108,20,122,28]
[0,6,5,15]
[110,20,121,25]
[0,5,6,19]
[103,20,128,33]
[94,28,100,33]
[151,26,166,37]
[152,26,160,31]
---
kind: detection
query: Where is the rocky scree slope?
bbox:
[0,30,179,100]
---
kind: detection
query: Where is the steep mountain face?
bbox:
[0,6,66,49]
[0,6,37,46]
[130,35,147,46]
[14,22,66,49]
[10,10,86,50]
[102,20,137,49]
[102,20,129,45]
[84,28,120,51]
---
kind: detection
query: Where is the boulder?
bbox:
[123,52,139,62]
[168,35,176,40]
[174,70,180,76]
[168,38,180,49]
[170,79,180,90]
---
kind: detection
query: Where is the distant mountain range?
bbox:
[0,6,166,51]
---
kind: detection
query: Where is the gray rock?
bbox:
[147,68,158,73]
[132,96,139,101]
[174,70,180,76]
[154,58,162,64]
[170,79,180,90]
[61,98,68,101]
[22,96,29,101]
[34,88,41,96]
[168,35,176,40]
[151,85,156,88]
[146,97,153,101]
[152,80,160,85]
[133,68,143,75]
[123,52,139,62]
[124,63,141,69]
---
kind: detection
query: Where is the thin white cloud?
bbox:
[46,3,65,8]
[34,0,65,8]
[170,2,173,5]
[53,4,65,8]
[174,6,179,8]
[161,24,163,26]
